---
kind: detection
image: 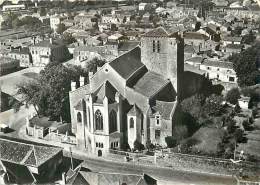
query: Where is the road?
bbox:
[67,151,237,185]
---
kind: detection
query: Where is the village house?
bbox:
[222,36,242,46]
[50,15,67,32]
[183,32,210,51]
[0,138,63,184]
[8,48,32,67]
[66,166,157,185]
[0,57,20,76]
[199,58,238,89]
[73,44,118,63]
[29,38,71,67]
[185,56,205,68]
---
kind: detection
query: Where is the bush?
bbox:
[165,136,177,148]
[226,88,240,105]
[146,140,155,151]
[134,140,144,151]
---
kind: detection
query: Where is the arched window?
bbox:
[77,112,82,123]
[109,110,117,133]
[129,118,134,128]
[95,110,103,130]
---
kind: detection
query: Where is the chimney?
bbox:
[71,81,77,91]
[79,76,85,87]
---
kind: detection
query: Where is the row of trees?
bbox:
[1,13,44,32]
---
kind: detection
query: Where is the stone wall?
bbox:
[155,152,259,176]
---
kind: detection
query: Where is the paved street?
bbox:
[68,151,236,185]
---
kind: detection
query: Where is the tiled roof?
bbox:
[132,71,170,98]
[10,47,30,55]
[184,64,206,75]
[150,101,176,120]
[0,138,62,168]
[109,46,144,80]
[222,36,242,42]
[184,32,209,40]
[71,169,157,185]
[202,59,233,69]
[142,27,169,37]
[185,56,205,64]
[184,45,196,53]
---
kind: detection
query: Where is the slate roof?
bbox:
[142,27,169,37]
[93,81,117,104]
[150,101,176,120]
[109,46,144,80]
[202,59,233,69]
[0,138,62,168]
[132,71,169,98]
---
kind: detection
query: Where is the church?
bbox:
[69,27,186,156]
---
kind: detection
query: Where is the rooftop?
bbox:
[109,46,144,80]
[132,71,169,98]
[0,138,62,168]
[142,27,169,37]
[202,59,233,69]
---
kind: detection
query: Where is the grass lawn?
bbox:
[191,127,225,154]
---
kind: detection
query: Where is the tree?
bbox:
[203,94,224,116]
[39,7,47,16]
[165,136,177,148]
[181,94,205,120]
[62,33,76,45]
[229,43,260,87]
[56,23,66,34]
[242,31,256,45]
[15,61,105,122]
[195,22,201,31]
[226,88,240,105]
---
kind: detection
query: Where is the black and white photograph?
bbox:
[0,0,259,184]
